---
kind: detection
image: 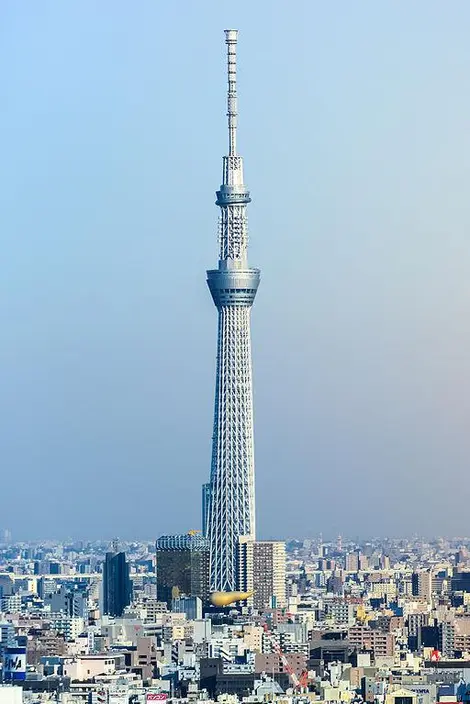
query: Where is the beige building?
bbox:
[346,553,359,572]
[238,540,286,610]
[140,598,167,622]
[414,571,432,601]
[369,581,397,599]
[243,625,263,652]
[348,625,395,656]
[62,655,119,680]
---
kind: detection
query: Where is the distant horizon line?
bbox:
[3,534,470,545]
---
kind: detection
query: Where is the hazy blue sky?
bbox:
[1,1,470,540]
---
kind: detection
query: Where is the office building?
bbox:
[451,571,470,593]
[156,533,209,607]
[102,547,131,617]
[44,585,88,619]
[172,596,203,620]
[205,30,260,591]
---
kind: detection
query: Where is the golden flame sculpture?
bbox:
[209,591,254,607]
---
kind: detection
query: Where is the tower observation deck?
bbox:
[206,30,260,592]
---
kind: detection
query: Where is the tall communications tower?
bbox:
[206,30,260,592]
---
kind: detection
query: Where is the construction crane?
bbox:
[261,622,307,692]
[209,590,309,691]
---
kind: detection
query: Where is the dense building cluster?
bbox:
[1,536,470,704]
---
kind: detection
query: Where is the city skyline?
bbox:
[2,2,470,538]
[3,530,470,699]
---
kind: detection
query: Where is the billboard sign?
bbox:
[146,695,168,702]
[3,647,26,681]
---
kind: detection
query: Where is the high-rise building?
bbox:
[345,551,367,572]
[205,30,260,592]
[379,554,391,570]
[237,540,286,611]
[345,552,359,572]
[412,570,433,601]
[439,620,456,658]
[358,553,368,571]
[102,548,131,617]
[45,585,88,619]
[155,533,209,607]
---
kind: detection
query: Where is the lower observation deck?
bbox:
[207,267,260,307]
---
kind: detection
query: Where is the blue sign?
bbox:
[3,647,26,681]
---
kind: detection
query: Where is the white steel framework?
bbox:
[206,30,260,592]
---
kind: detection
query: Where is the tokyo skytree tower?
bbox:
[206,30,260,592]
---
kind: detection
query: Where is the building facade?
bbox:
[102,550,131,617]
[237,540,286,610]
[172,596,203,621]
[155,534,209,607]
[348,625,395,656]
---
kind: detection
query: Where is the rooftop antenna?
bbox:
[225,29,238,156]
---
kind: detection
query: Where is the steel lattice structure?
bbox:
[206,30,260,592]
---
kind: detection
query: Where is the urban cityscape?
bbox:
[3,534,470,704]
[2,7,470,704]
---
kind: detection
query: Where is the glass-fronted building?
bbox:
[156,533,209,607]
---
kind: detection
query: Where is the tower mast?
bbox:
[226,29,238,156]
[206,30,260,592]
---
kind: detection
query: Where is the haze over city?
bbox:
[2,0,470,539]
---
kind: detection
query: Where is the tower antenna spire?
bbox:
[225,29,238,156]
[206,30,260,592]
